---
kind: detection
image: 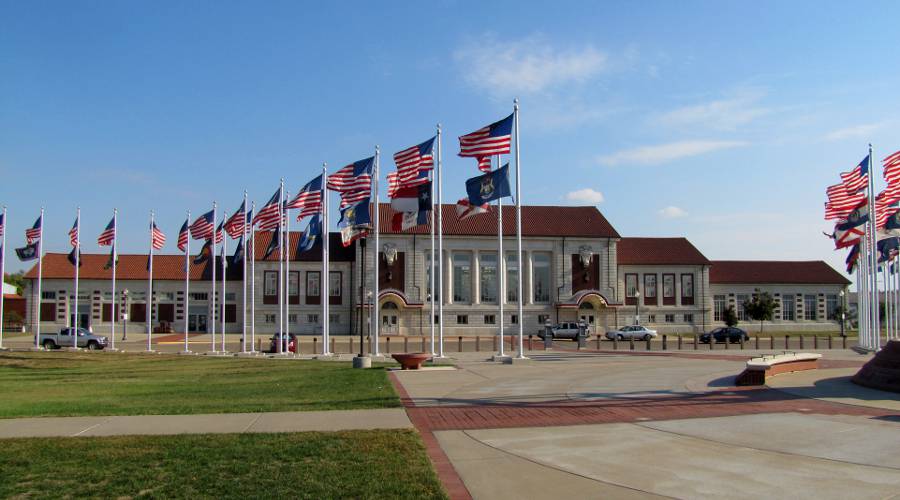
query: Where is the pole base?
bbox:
[490,355,511,363]
[502,356,531,365]
[431,356,455,365]
[352,355,372,369]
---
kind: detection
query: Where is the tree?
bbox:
[723,305,738,327]
[743,292,776,334]
[4,271,25,295]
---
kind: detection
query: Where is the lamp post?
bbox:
[634,290,641,325]
[840,289,846,338]
[121,289,129,341]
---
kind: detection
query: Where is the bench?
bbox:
[735,352,822,386]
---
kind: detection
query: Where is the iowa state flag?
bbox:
[390,181,431,231]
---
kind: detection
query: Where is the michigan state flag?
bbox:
[68,247,82,267]
[465,164,511,206]
[15,241,40,261]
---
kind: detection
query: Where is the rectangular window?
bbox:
[101,304,119,323]
[329,271,342,301]
[484,314,496,325]
[189,292,208,301]
[224,304,236,323]
[533,253,551,303]
[480,253,498,303]
[41,291,56,300]
[434,314,440,324]
[306,271,321,305]
[684,313,694,323]
[506,253,518,303]
[162,292,175,301]
[288,314,297,324]
[40,303,56,322]
[224,293,236,301]
[714,295,726,322]
[308,314,319,324]
[511,314,518,324]
[736,294,749,321]
[804,295,817,320]
[426,250,440,301]
[537,314,550,325]
[826,294,838,321]
[782,294,795,321]
[287,271,299,305]
[648,314,656,323]
[662,274,675,305]
[665,314,675,323]
[130,303,147,323]
[263,271,278,305]
[457,314,468,324]
[644,274,657,305]
[680,274,694,305]
[453,253,472,303]
[158,304,175,322]
[265,314,276,324]
[625,274,638,305]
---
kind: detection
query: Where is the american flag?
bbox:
[839,155,869,194]
[286,174,323,220]
[327,157,374,194]
[151,222,166,250]
[253,186,283,231]
[825,184,866,220]
[224,201,249,239]
[393,137,435,184]
[68,217,79,247]
[884,150,900,183]
[339,189,371,209]
[97,217,115,246]
[459,113,514,172]
[25,215,42,244]
[177,219,189,252]
[190,210,216,240]
[214,221,224,244]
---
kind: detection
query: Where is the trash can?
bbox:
[543,321,554,349]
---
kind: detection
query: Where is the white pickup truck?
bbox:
[38,328,109,350]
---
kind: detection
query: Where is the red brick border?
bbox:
[389,371,472,500]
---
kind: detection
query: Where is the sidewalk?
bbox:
[0,408,411,439]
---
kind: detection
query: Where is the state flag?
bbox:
[15,241,40,261]
[465,164,512,206]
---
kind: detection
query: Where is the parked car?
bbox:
[269,332,296,353]
[537,322,589,340]
[605,325,657,341]
[38,327,109,350]
[700,327,749,344]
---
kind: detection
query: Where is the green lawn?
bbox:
[0,430,447,499]
[0,352,399,418]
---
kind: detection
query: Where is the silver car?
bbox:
[38,328,109,350]
[537,322,588,340]
[606,325,657,341]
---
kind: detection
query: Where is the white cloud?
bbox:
[596,140,748,166]
[824,122,885,141]
[564,188,605,204]
[658,206,688,219]
[454,34,607,95]
[657,88,772,131]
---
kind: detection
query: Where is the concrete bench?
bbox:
[735,352,822,386]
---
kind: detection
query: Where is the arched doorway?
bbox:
[381,301,399,334]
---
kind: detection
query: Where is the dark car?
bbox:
[269,332,297,353]
[537,322,588,340]
[700,327,749,344]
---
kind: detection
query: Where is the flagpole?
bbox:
[184,210,190,353]
[242,191,248,353]
[0,206,5,349]
[35,208,43,349]
[322,163,329,355]
[73,207,80,349]
[278,179,284,354]
[429,163,436,356]
[285,190,291,354]
[147,210,153,352]
[513,99,526,359]
[250,201,256,353]
[211,201,217,353]
[110,208,117,351]
[221,217,227,353]
[868,146,879,350]
[437,125,445,358]
[372,146,381,357]
[497,154,505,358]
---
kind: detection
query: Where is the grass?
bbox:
[0,430,447,499]
[0,352,399,418]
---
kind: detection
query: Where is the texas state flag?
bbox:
[390,181,431,231]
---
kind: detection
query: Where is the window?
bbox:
[537,314,550,325]
[306,271,321,305]
[648,314,656,323]
[329,271,341,298]
[665,314,675,323]
[189,292,208,301]
[286,271,299,305]
[681,274,694,305]
[826,294,839,320]
[263,271,278,305]
[456,314,468,324]
[644,274,657,305]
[736,294,749,321]
[225,304,236,323]
[330,314,340,324]
[484,314,496,325]
[434,314,440,324]
[804,295,817,320]
[42,291,56,300]
[533,253,551,303]
[426,250,440,300]
[40,303,56,322]
[506,253,518,302]
[480,253,498,303]
[662,274,675,305]
[511,314,518,324]
[782,294,796,321]
[308,314,319,324]
[224,293,235,301]
[102,304,118,322]
[625,274,638,305]
[265,314,276,324]
[162,292,176,301]
[452,253,472,303]
[714,295,726,321]
[684,313,694,323]
[130,303,147,323]
[288,314,297,324]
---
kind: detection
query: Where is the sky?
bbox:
[2,1,900,277]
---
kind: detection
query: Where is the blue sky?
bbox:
[2,1,899,276]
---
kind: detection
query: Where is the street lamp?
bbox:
[121,289,129,341]
[634,290,641,325]
[840,289,846,338]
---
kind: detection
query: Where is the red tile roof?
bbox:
[617,237,711,265]
[378,204,620,238]
[24,253,242,281]
[709,260,850,285]
[253,232,355,262]
[3,293,22,300]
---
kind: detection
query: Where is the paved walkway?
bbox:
[0,408,411,439]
